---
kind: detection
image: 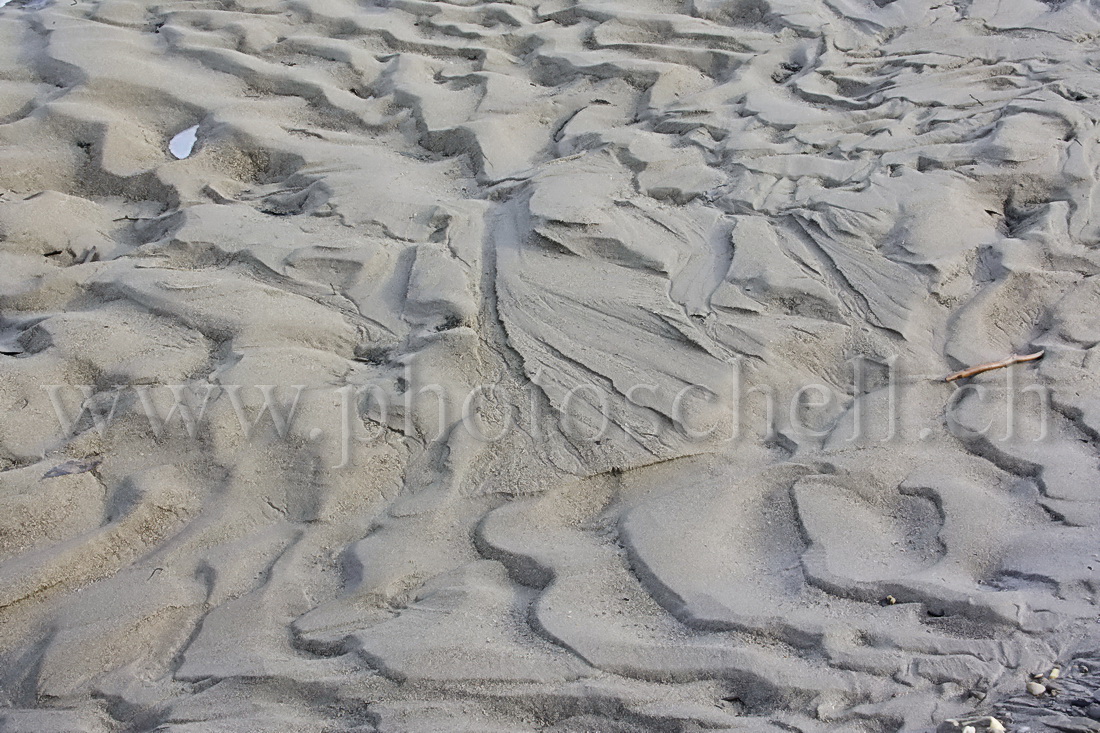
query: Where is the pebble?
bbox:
[936,716,1008,733]
[1089,703,1100,721]
[169,125,200,160]
[1026,681,1047,696]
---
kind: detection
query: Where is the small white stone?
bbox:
[962,727,975,733]
[1026,680,1046,696]
[988,719,1006,733]
[169,125,200,159]
[1049,666,1060,679]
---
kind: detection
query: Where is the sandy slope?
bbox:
[2,0,1100,730]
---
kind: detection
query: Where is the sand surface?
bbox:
[2,0,1100,731]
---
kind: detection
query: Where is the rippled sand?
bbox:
[2,0,1100,730]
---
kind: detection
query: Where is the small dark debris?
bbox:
[43,457,101,479]
[772,62,803,84]
[354,345,391,365]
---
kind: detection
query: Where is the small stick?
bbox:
[944,350,1044,382]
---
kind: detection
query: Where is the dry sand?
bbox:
[2,0,1100,731]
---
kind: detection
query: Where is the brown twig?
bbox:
[944,350,1045,382]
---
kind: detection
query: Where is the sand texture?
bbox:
[2,0,1100,731]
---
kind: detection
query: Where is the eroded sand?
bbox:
[2,0,1100,731]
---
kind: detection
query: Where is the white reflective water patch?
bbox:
[169,125,199,159]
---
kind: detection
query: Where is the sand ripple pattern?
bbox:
[2,0,1100,730]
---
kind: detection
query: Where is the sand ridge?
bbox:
[2,0,1100,730]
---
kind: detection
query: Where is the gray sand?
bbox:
[2,0,1100,731]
